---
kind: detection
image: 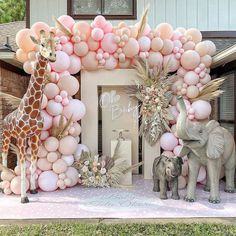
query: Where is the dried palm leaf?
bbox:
[57,115,73,139]
[123,161,144,174]
[53,16,72,38]
[190,78,225,102]
[0,92,21,108]
[137,7,149,39]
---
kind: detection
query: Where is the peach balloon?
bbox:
[138,36,151,51]
[151,37,163,51]
[119,58,131,68]
[59,136,78,155]
[67,54,81,75]
[183,41,195,51]
[11,176,29,194]
[181,50,200,70]
[91,27,104,41]
[14,165,21,175]
[123,38,139,57]
[52,159,68,174]
[47,152,59,163]
[57,179,65,189]
[185,28,202,44]
[161,39,174,55]
[104,55,118,70]
[16,49,28,63]
[147,52,163,68]
[197,166,206,182]
[38,171,58,192]
[200,55,212,67]
[195,42,208,56]
[16,29,36,52]
[74,41,89,57]
[184,71,199,85]
[41,110,53,130]
[50,51,70,73]
[87,37,99,51]
[62,155,74,166]
[31,22,50,37]
[4,187,12,195]
[65,167,78,187]
[40,130,49,141]
[46,100,63,116]
[61,42,73,55]
[94,15,106,28]
[200,73,211,84]
[186,85,199,99]
[64,178,72,186]
[58,15,75,30]
[23,61,34,74]
[204,40,216,56]
[73,21,91,39]
[44,83,60,99]
[63,99,86,121]
[156,23,173,39]
[81,51,98,70]
[1,170,15,181]
[44,136,59,152]
[37,158,52,171]
[177,67,187,77]
[58,75,80,96]
[101,33,118,53]
[191,100,212,120]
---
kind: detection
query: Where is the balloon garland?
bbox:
[0,13,217,194]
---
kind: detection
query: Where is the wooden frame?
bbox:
[67,0,137,20]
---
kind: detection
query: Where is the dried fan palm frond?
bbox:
[53,16,72,38]
[190,78,225,102]
[0,92,21,108]
[137,7,149,39]
[123,161,144,174]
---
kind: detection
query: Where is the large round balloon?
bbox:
[181,50,200,70]
[160,132,178,151]
[62,99,86,121]
[101,33,118,53]
[67,54,81,75]
[156,23,173,39]
[123,38,139,58]
[50,51,70,72]
[16,29,36,52]
[147,52,163,67]
[81,51,98,70]
[65,167,78,187]
[38,171,58,192]
[191,100,212,120]
[10,176,29,194]
[31,22,50,37]
[59,135,78,155]
[57,75,80,96]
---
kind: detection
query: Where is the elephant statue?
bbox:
[176,96,236,203]
[153,155,183,200]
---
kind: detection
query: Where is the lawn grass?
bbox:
[0,222,236,236]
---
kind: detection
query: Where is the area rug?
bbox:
[0,176,235,219]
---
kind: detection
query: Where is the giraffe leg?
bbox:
[2,130,11,167]
[18,138,29,204]
[29,135,39,194]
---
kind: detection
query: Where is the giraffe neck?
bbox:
[19,54,48,116]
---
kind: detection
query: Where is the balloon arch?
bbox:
[1,14,216,194]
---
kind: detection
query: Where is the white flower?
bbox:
[78,174,81,178]
[89,176,95,182]
[82,166,88,172]
[94,155,99,162]
[100,168,107,175]
[84,160,89,165]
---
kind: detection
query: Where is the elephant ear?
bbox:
[206,121,224,159]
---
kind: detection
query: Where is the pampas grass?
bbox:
[190,78,225,102]
[137,7,149,39]
[53,16,72,38]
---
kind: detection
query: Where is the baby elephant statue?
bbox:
[152,155,183,200]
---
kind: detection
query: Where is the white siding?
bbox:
[30,0,236,30]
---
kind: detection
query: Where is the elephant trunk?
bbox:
[176,96,189,140]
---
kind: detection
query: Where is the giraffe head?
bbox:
[30,30,58,62]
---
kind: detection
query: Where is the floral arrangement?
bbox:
[128,58,176,146]
[74,141,142,187]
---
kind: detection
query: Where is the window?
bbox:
[67,0,137,20]
[218,72,235,138]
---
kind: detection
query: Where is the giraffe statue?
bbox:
[1,30,57,203]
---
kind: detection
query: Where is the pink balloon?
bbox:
[61,42,73,55]
[178,176,187,189]
[163,54,180,72]
[67,54,81,75]
[186,85,199,99]
[31,22,50,37]
[171,31,182,40]
[138,36,151,52]
[103,22,113,33]
[65,167,78,187]
[62,99,86,121]
[16,49,28,63]
[47,151,59,163]
[181,50,200,70]
[38,171,58,192]
[38,145,48,158]
[41,110,53,130]
[151,37,163,51]
[195,42,208,56]
[185,28,202,44]
[74,41,89,57]
[40,130,49,141]
[160,132,178,151]
[93,15,107,28]
[53,115,67,127]
[57,75,80,96]
[59,71,70,79]
[123,38,139,57]
[177,67,187,77]
[191,100,212,120]
[87,37,99,51]
[184,71,200,85]
[41,94,48,109]
[101,33,118,53]
[49,72,59,83]
[59,136,78,155]
[53,159,68,174]
[44,83,60,99]
[58,15,75,30]
[44,136,59,152]
[162,151,175,157]
[104,55,118,70]
[74,144,89,157]
[197,166,206,182]
[173,145,183,156]
[37,158,52,171]
[23,61,34,74]
[147,52,163,67]
[46,100,63,116]
[119,58,131,68]
[50,51,70,73]
[200,73,211,85]
[204,40,216,56]
[200,55,212,67]
[60,36,68,44]
[91,27,104,41]
[81,51,98,70]
[183,41,195,51]
[10,176,29,194]
[169,106,179,121]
